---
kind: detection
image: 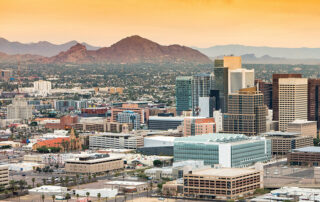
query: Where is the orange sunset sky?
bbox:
[0,0,320,48]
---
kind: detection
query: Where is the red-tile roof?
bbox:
[36,137,70,148]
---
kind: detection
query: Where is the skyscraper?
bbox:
[272,74,302,121]
[223,87,266,136]
[191,73,214,115]
[278,78,308,131]
[7,95,33,120]
[308,79,320,129]
[175,76,192,115]
[228,68,255,94]
[255,79,272,109]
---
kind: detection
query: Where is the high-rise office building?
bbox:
[308,79,320,129]
[223,87,266,136]
[223,56,242,70]
[175,76,192,115]
[228,68,255,94]
[278,78,308,131]
[272,74,302,121]
[33,80,52,97]
[7,96,33,120]
[255,79,272,109]
[191,73,214,115]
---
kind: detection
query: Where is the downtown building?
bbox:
[255,79,273,109]
[223,87,266,136]
[89,133,144,150]
[7,95,33,120]
[308,78,320,129]
[278,78,308,131]
[175,76,192,115]
[116,110,141,130]
[174,133,271,168]
[183,117,215,136]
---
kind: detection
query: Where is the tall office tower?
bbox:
[213,67,228,112]
[272,74,302,121]
[175,76,192,115]
[308,79,320,129]
[117,110,141,130]
[255,79,273,109]
[223,87,266,136]
[228,68,255,93]
[223,56,242,70]
[191,73,214,115]
[7,95,33,120]
[278,78,308,131]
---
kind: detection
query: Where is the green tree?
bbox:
[41,194,45,202]
[42,178,46,185]
[97,193,101,202]
[65,193,71,202]
[52,195,55,202]
[86,192,90,200]
[153,160,162,167]
[32,178,35,188]
[76,193,79,201]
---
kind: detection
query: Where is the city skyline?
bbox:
[1,0,320,48]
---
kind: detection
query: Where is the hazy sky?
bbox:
[1,0,320,48]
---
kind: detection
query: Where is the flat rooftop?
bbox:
[262,131,301,137]
[105,181,147,186]
[289,119,317,124]
[190,168,258,177]
[149,116,184,121]
[293,146,320,153]
[174,133,250,144]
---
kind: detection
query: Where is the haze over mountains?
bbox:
[1,36,320,64]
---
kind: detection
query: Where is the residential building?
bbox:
[262,131,313,155]
[148,116,184,130]
[174,133,271,167]
[183,117,215,136]
[111,104,148,124]
[7,95,33,120]
[65,154,124,174]
[287,146,320,166]
[223,87,266,136]
[272,74,302,121]
[89,133,144,149]
[33,80,52,96]
[74,118,131,133]
[191,73,214,115]
[117,110,141,130]
[287,120,317,138]
[175,76,192,115]
[54,100,88,113]
[278,78,308,131]
[0,165,9,187]
[183,168,262,200]
[228,68,255,94]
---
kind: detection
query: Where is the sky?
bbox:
[1,0,320,48]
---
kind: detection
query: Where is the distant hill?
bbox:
[0,37,100,57]
[239,54,320,65]
[40,35,212,64]
[195,44,320,60]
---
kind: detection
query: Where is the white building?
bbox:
[74,188,117,198]
[213,110,223,132]
[29,186,68,196]
[144,136,175,148]
[89,133,144,149]
[278,78,308,131]
[33,80,52,97]
[7,96,32,120]
[228,68,255,93]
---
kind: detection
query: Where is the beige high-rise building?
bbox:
[223,56,242,70]
[278,78,308,131]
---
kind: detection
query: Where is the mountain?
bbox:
[195,44,320,60]
[43,35,212,64]
[240,54,320,65]
[0,37,100,57]
[0,51,44,63]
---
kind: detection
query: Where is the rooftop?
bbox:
[289,119,317,124]
[105,181,147,186]
[293,146,320,153]
[262,131,301,137]
[149,116,185,121]
[144,136,176,142]
[174,133,250,144]
[190,168,258,177]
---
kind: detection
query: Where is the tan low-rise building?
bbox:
[287,120,317,138]
[65,154,123,174]
[0,165,9,187]
[183,168,262,200]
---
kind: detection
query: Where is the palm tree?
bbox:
[97,193,101,202]
[32,178,35,188]
[105,196,108,202]
[86,192,90,201]
[52,195,55,202]
[41,194,45,202]
[51,176,55,185]
[9,180,15,192]
[88,174,92,182]
[76,193,79,201]
[93,173,97,181]
[60,177,64,186]
[18,180,26,192]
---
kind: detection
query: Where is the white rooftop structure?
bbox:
[292,146,320,153]
[74,188,118,198]
[144,136,175,148]
[29,186,68,196]
[105,181,147,186]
